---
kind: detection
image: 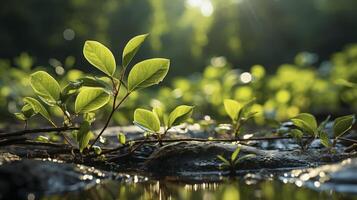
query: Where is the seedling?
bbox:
[14,34,170,153]
[289,113,355,150]
[133,105,193,145]
[331,115,355,147]
[217,145,255,175]
[223,98,257,137]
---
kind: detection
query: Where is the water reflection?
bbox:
[43,180,357,200]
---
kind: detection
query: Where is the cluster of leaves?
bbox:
[223,98,257,137]
[133,105,193,144]
[289,113,355,150]
[217,145,255,175]
[15,34,171,152]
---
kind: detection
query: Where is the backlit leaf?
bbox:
[75,87,110,113]
[167,105,194,128]
[133,108,160,132]
[224,99,241,121]
[127,58,169,92]
[122,34,148,67]
[30,71,61,105]
[83,41,116,77]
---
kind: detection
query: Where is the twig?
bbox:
[0,137,27,146]
[89,92,131,149]
[0,127,79,139]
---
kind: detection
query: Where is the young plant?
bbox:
[289,113,329,150]
[289,113,355,150]
[223,98,257,137]
[133,105,193,145]
[331,115,355,147]
[14,34,170,153]
[217,145,255,175]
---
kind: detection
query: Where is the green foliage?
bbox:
[224,99,241,122]
[217,146,255,174]
[223,98,257,137]
[77,120,92,152]
[12,33,170,153]
[290,113,317,136]
[117,132,126,145]
[23,97,55,127]
[127,58,170,92]
[122,34,148,67]
[134,108,161,133]
[75,88,111,114]
[83,41,116,77]
[167,105,194,127]
[134,105,193,143]
[333,115,355,138]
[289,113,355,149]
[30,71,61,106]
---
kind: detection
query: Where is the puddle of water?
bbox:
[44,179,357,200]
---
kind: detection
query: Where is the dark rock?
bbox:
[0,159,107,199]
[144,141,353,175]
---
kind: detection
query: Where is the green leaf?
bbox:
[93,146,102,155]
[153,106,165,126]
[122,34,148,67]
[127,58,170,92]
[75,87,110,113]
[319,131,331,148]
[21,104,36,118]
[167,105,194,128]
[77,121,92,152]
[14,113,26,121]
[23,97,56,127]
[291,113,317,136]
[224,99,241,121]
[290,129,304,139]
[83,41,116,77]
[333,115,355,138]
[30,71,61,105]
[217,155,230,166]
[235,154,255,165]
[117,132,126,145]
[79,77,112,89]
[133,108,160,132]
[231,146,241,162]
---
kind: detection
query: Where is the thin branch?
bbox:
[89,90,131,149]
[0,127,79,139]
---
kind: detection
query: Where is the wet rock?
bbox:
[0,152,20,165]
[0,159,107,199]
[282,157,357,193]
[144,141,353,175]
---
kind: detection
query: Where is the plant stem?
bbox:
[89,92,131,149]
[0,127,79,139]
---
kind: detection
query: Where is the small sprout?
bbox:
[217,145,255,175]
[223,98,257,137]
[332,114,355,147]
[93,146,102,155]
[133,105,193,145]
[117,132,126,145]
[289,113,329,150]
[289,113,355,150]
